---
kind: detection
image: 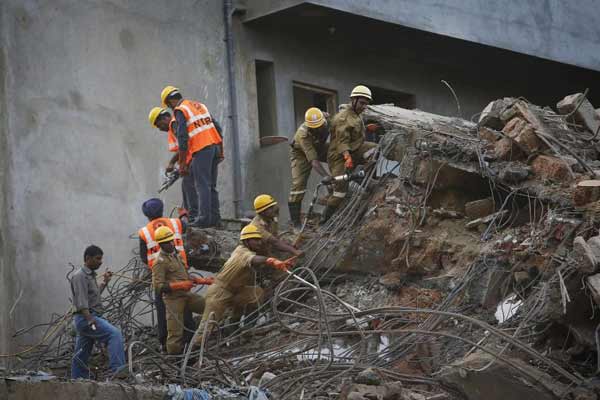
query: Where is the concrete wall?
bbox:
[245,0,600,72]
[0,2,16,363]
[1,0,231,345]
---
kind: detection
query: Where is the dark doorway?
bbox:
[293,82,337,128]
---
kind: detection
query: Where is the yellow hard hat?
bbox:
[160,85,180,106]
[148,107,168,127]
[305,107,326,129]
[254,194,277,213]
[240,224,262,241]
[350,85,372,100]
[155,226,174,243]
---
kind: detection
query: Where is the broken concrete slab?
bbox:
[479,98,516,130]
[498,163,530,183]
[557,93,600,136]
[0,379,167,400]
[586,273,600,306]
[572,236,598,274]
[439,351,560,400]
[464,198,494,220]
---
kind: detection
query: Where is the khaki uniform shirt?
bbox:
[152,250,191,299]
[292,123,328,163]
[328,106,365,157]
[251,214,278,243]
[215,245,257,291]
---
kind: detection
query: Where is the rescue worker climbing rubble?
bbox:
[148,106,198,221]
[251,194,303,257]
[322,85,378,223]
[193,224,295,347]
[152,226,214,355]
[138,198,194,352]
[288,107,332,227]
[161,85,224,228]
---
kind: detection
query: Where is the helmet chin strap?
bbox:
[351,98,359,113]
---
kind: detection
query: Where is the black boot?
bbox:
[320,205,337,225]
[288,202,302,227]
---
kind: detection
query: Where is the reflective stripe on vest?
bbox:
[167,118,178,152]
[138,217,188,269]
[175,99,222,156]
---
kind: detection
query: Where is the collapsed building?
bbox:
[5,93,600,400]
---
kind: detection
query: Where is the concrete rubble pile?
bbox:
[8,94,600,399]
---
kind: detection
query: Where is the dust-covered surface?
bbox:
[8,95,600,399]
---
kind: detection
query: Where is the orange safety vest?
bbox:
[167,118,178,153]
[167,118,192,164]
[174,99,222,156]
[138,217,187,269]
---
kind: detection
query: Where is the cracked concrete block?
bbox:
[557,93,600,135]
[465,198,494,220]
[439,351,560,400]
[573,236,597,274]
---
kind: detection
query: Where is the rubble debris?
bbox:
[439,351,563,400]
[354,367,382,386]
[464,197,494,220]
[14,94,600,399]
[557,92,600,136]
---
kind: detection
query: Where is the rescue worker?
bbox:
[322,85,378,223]
[138,198,194,352]
[161,86,224,228]
[193,225,295,347]
[148,107,198,221]
[288,107,332,227]
[252,194,302,257]
[71,245,125,379]
[152,226,214,354]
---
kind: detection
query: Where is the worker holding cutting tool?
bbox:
[322,85,378,223]
[70,245,125,379]
[193,225,295,347]
[148,106,198,221]
[287,107,332,227]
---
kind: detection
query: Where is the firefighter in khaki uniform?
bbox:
[287,107,333,227]
[193,225,295,347]
[152,226,213,354]
[322,85,378,223]
[251,194,302,257]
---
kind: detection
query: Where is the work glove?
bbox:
[178,207,189,219]
[344,153,354,170]
[366,123,380,133]
[265,257,292,272]
[169,280,194,291]
[193,276,215,286]
[321,175,333,185]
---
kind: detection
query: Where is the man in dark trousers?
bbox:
[161,85,224,228]
[70,245,125,379]
[138,198,195,352]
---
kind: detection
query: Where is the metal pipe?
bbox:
[223,0,242,217]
